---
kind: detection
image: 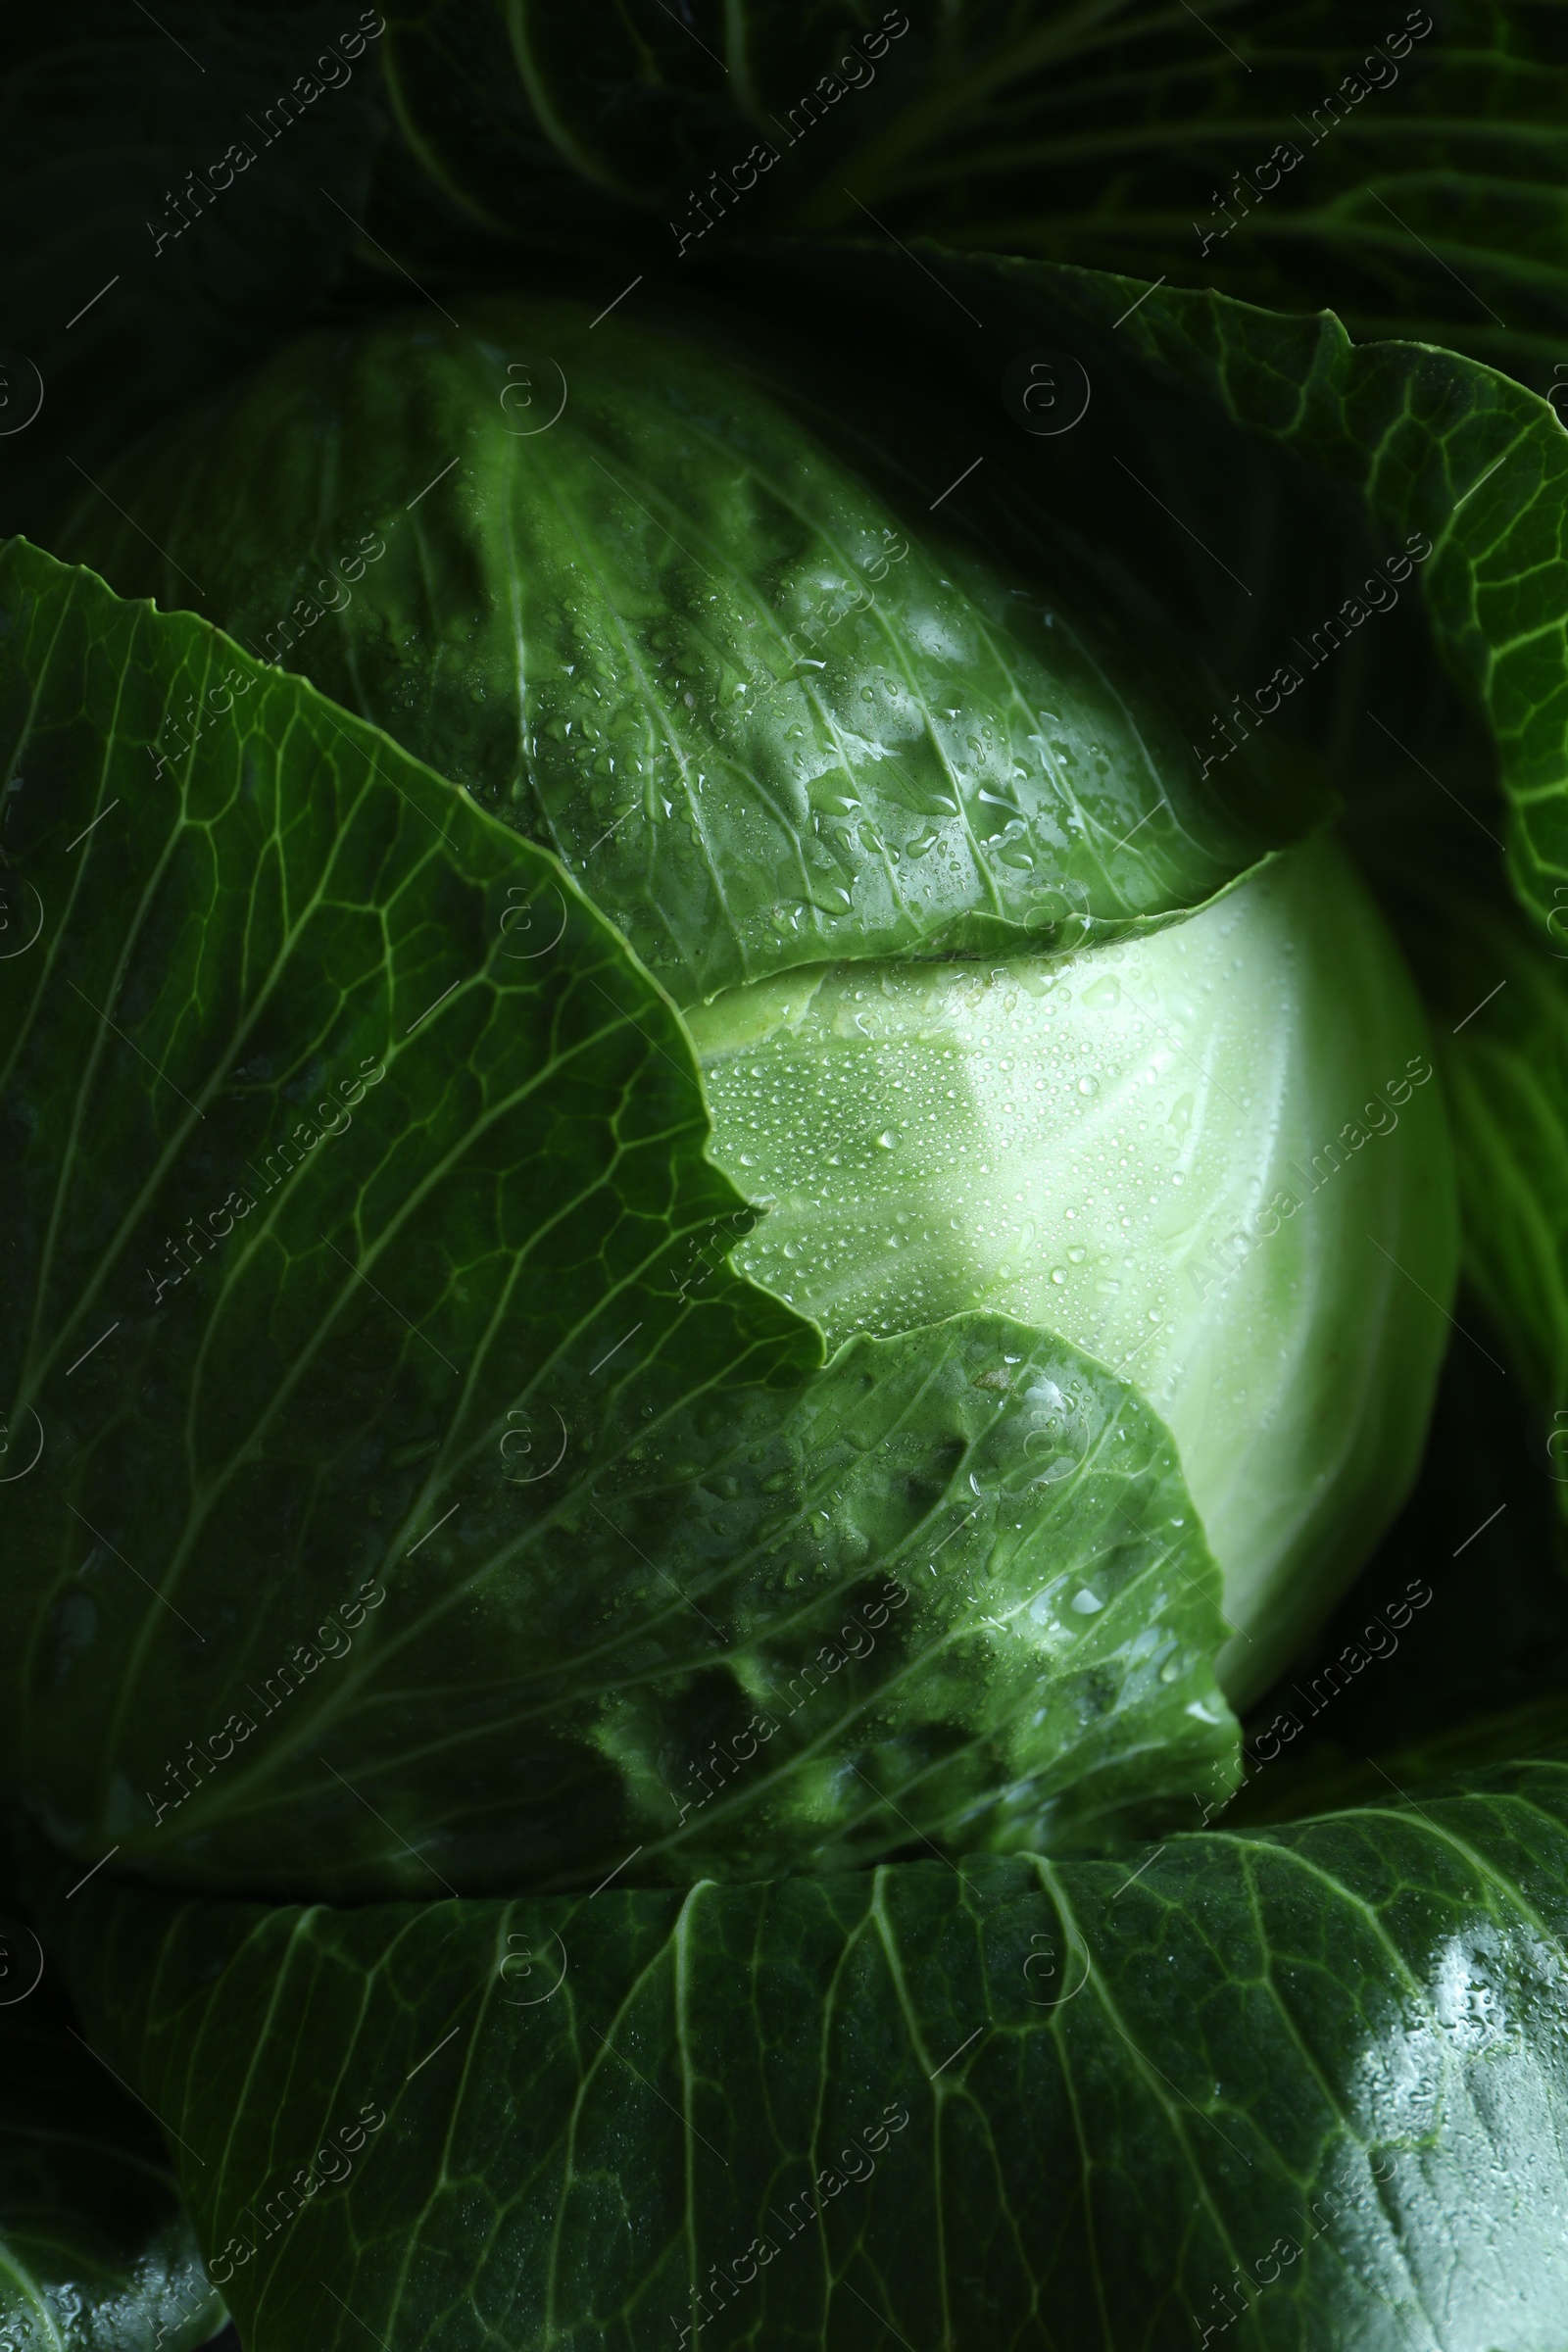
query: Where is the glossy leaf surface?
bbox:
[35,1757,1568,2350]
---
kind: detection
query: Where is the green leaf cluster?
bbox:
[6,8,1568,2348]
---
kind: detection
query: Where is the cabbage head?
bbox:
[51,294,1456,1819]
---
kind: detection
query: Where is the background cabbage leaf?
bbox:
[30,1755,1568,2351]
[376,0,1568,386]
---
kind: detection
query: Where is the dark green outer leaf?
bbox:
[378,1,1568,384]
[800,0,1568,387]
[375,0,671,254]
[744,239,1568,971]
[34,1757,1568,2349]
[1350,783,1568,1551]
[0,540,1233,1897]
[1382,846,1568,1411]
[46,293,1281,1007]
